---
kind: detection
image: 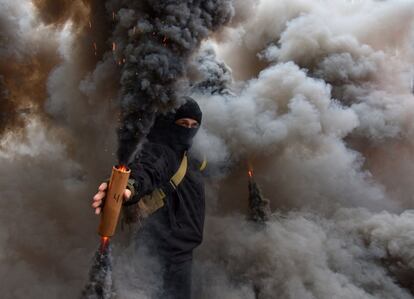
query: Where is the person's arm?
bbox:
[91,143,177,213]
[125,143,178,205]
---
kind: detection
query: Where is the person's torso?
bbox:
[138,151,205,262]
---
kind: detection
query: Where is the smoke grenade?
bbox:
[81,164,130,299]
[98,165,130,238]
[247,169,270,223]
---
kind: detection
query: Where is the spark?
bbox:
[100,236,110,254]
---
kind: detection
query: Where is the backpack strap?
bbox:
[123,153,188,222]
[199,157,207,171]
[169,153,188,189]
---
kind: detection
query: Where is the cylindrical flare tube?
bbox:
[99,165,131,237]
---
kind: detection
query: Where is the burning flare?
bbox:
[248,169,254,178]
[116,164,129,172]
[98,165,131,237]
[100,236,110,254]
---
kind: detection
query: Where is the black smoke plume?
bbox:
[109,0,234,163]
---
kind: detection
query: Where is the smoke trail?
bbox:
[108,0,234,163]
[81,245,115,299]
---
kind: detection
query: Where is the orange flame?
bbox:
[100,236,110,253]
[112,42,116,52]
[117,165,129,172]
[92,42,97,56]
[248,170,253,178]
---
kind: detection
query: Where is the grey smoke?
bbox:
[2,0,414,299]
[188,0,414,298]
[189,43,233,95]
[0,1,117,298]
[194,209,414,299]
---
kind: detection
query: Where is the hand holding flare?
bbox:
[92,182,132,214]
[92,165,131,252]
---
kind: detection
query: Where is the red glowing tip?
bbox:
[100,236,110,254]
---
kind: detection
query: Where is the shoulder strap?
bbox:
[199,157,207,171]
[122,153,190,224]
[170,153,188,189]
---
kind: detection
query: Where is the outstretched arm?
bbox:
[125,143,178,205]
[91,143,176,214]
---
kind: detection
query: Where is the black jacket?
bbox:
[126,142,205,262]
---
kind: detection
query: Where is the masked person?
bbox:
[92,97,205,299]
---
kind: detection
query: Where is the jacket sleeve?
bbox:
[125,143,178,205]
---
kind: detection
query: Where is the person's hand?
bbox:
[92,182,132,215]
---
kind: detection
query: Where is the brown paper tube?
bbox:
[99,165,131,237]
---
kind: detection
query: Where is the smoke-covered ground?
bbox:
[2,0,414,298]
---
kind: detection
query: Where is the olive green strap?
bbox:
[135,153,188,218]
[199,157,207,171]
[170,153,188,189]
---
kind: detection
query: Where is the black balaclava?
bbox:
[147,97,202,153]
